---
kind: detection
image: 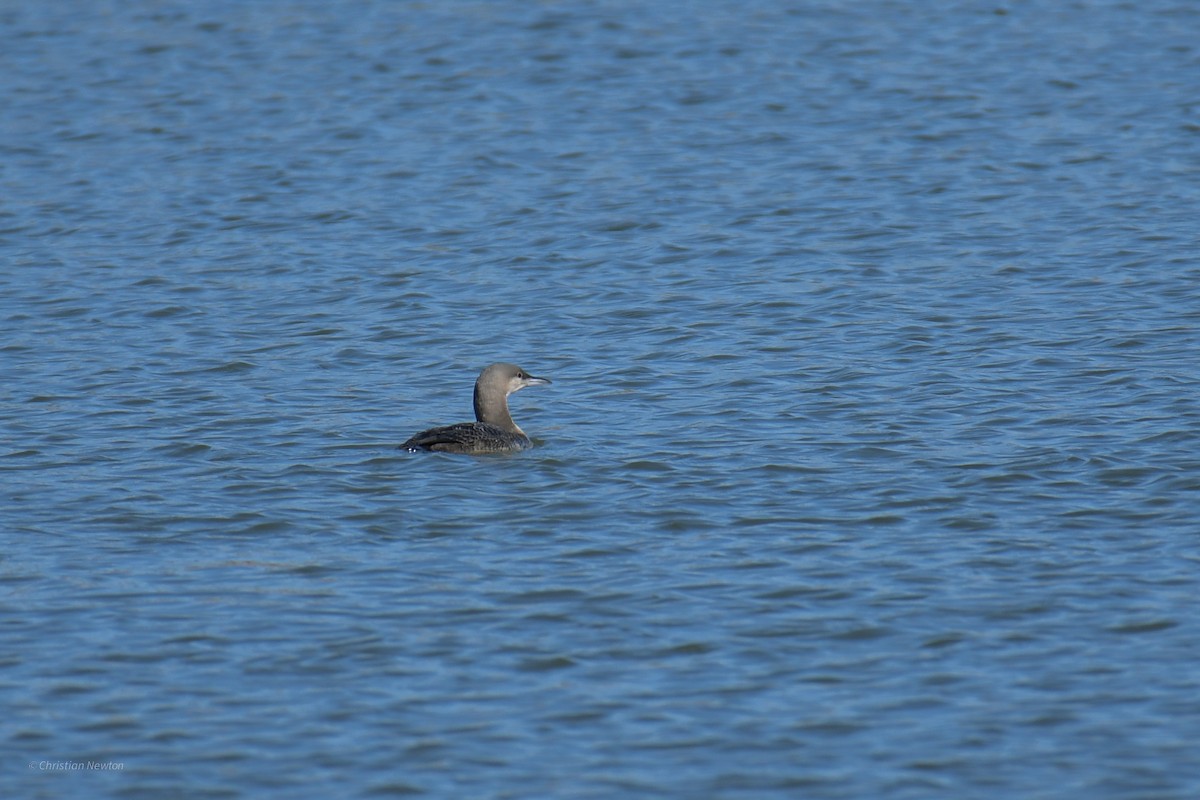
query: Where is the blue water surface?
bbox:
[3,1,1200,798]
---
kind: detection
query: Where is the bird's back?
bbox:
[401,422,532,454]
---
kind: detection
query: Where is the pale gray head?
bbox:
[473,362,551,432]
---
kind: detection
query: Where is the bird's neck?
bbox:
[474,384,519,432]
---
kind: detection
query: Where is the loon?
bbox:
[400,363,552,454]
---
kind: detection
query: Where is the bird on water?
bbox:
[400,363,552,454]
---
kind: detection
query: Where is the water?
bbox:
[3,1,1199,797]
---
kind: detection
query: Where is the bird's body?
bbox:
[401,363,551,454]
[401,421,532,453]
